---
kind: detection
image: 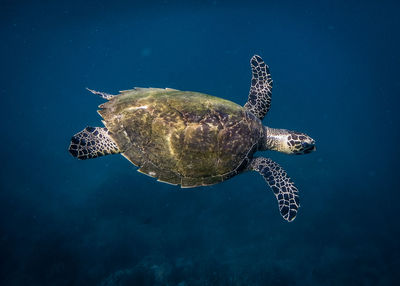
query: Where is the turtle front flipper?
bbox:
[248,157,299,222]
[68,127,121,160]
[244,55,273,120]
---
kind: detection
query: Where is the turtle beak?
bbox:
[300,138,316,154]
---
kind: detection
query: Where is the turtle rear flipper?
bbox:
[86,87,116,100]
[248,157,300,222]
[68,127,120,160]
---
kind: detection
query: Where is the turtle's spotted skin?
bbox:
[244,55,273,120]
[248,157,299,221]
[68,55,316,222]
[98,88,264,187]
[287,132,316,154]
[69,127,119,160]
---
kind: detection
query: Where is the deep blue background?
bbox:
[1,0,399,285]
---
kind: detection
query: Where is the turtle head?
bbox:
[286,131,316,154]
[263,127,316,155]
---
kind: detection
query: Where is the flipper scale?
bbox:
[248,157,299,222]
[68,127,120,160]
[244,55,273,120]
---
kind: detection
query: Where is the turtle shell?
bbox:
[98,88,264,187]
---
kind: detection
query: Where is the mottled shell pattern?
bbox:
[98,88,264,187]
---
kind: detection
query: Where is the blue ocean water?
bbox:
[1,0,399,285]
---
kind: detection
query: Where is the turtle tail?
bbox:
[68,127,121,160]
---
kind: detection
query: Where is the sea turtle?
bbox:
[68,55,316,221]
